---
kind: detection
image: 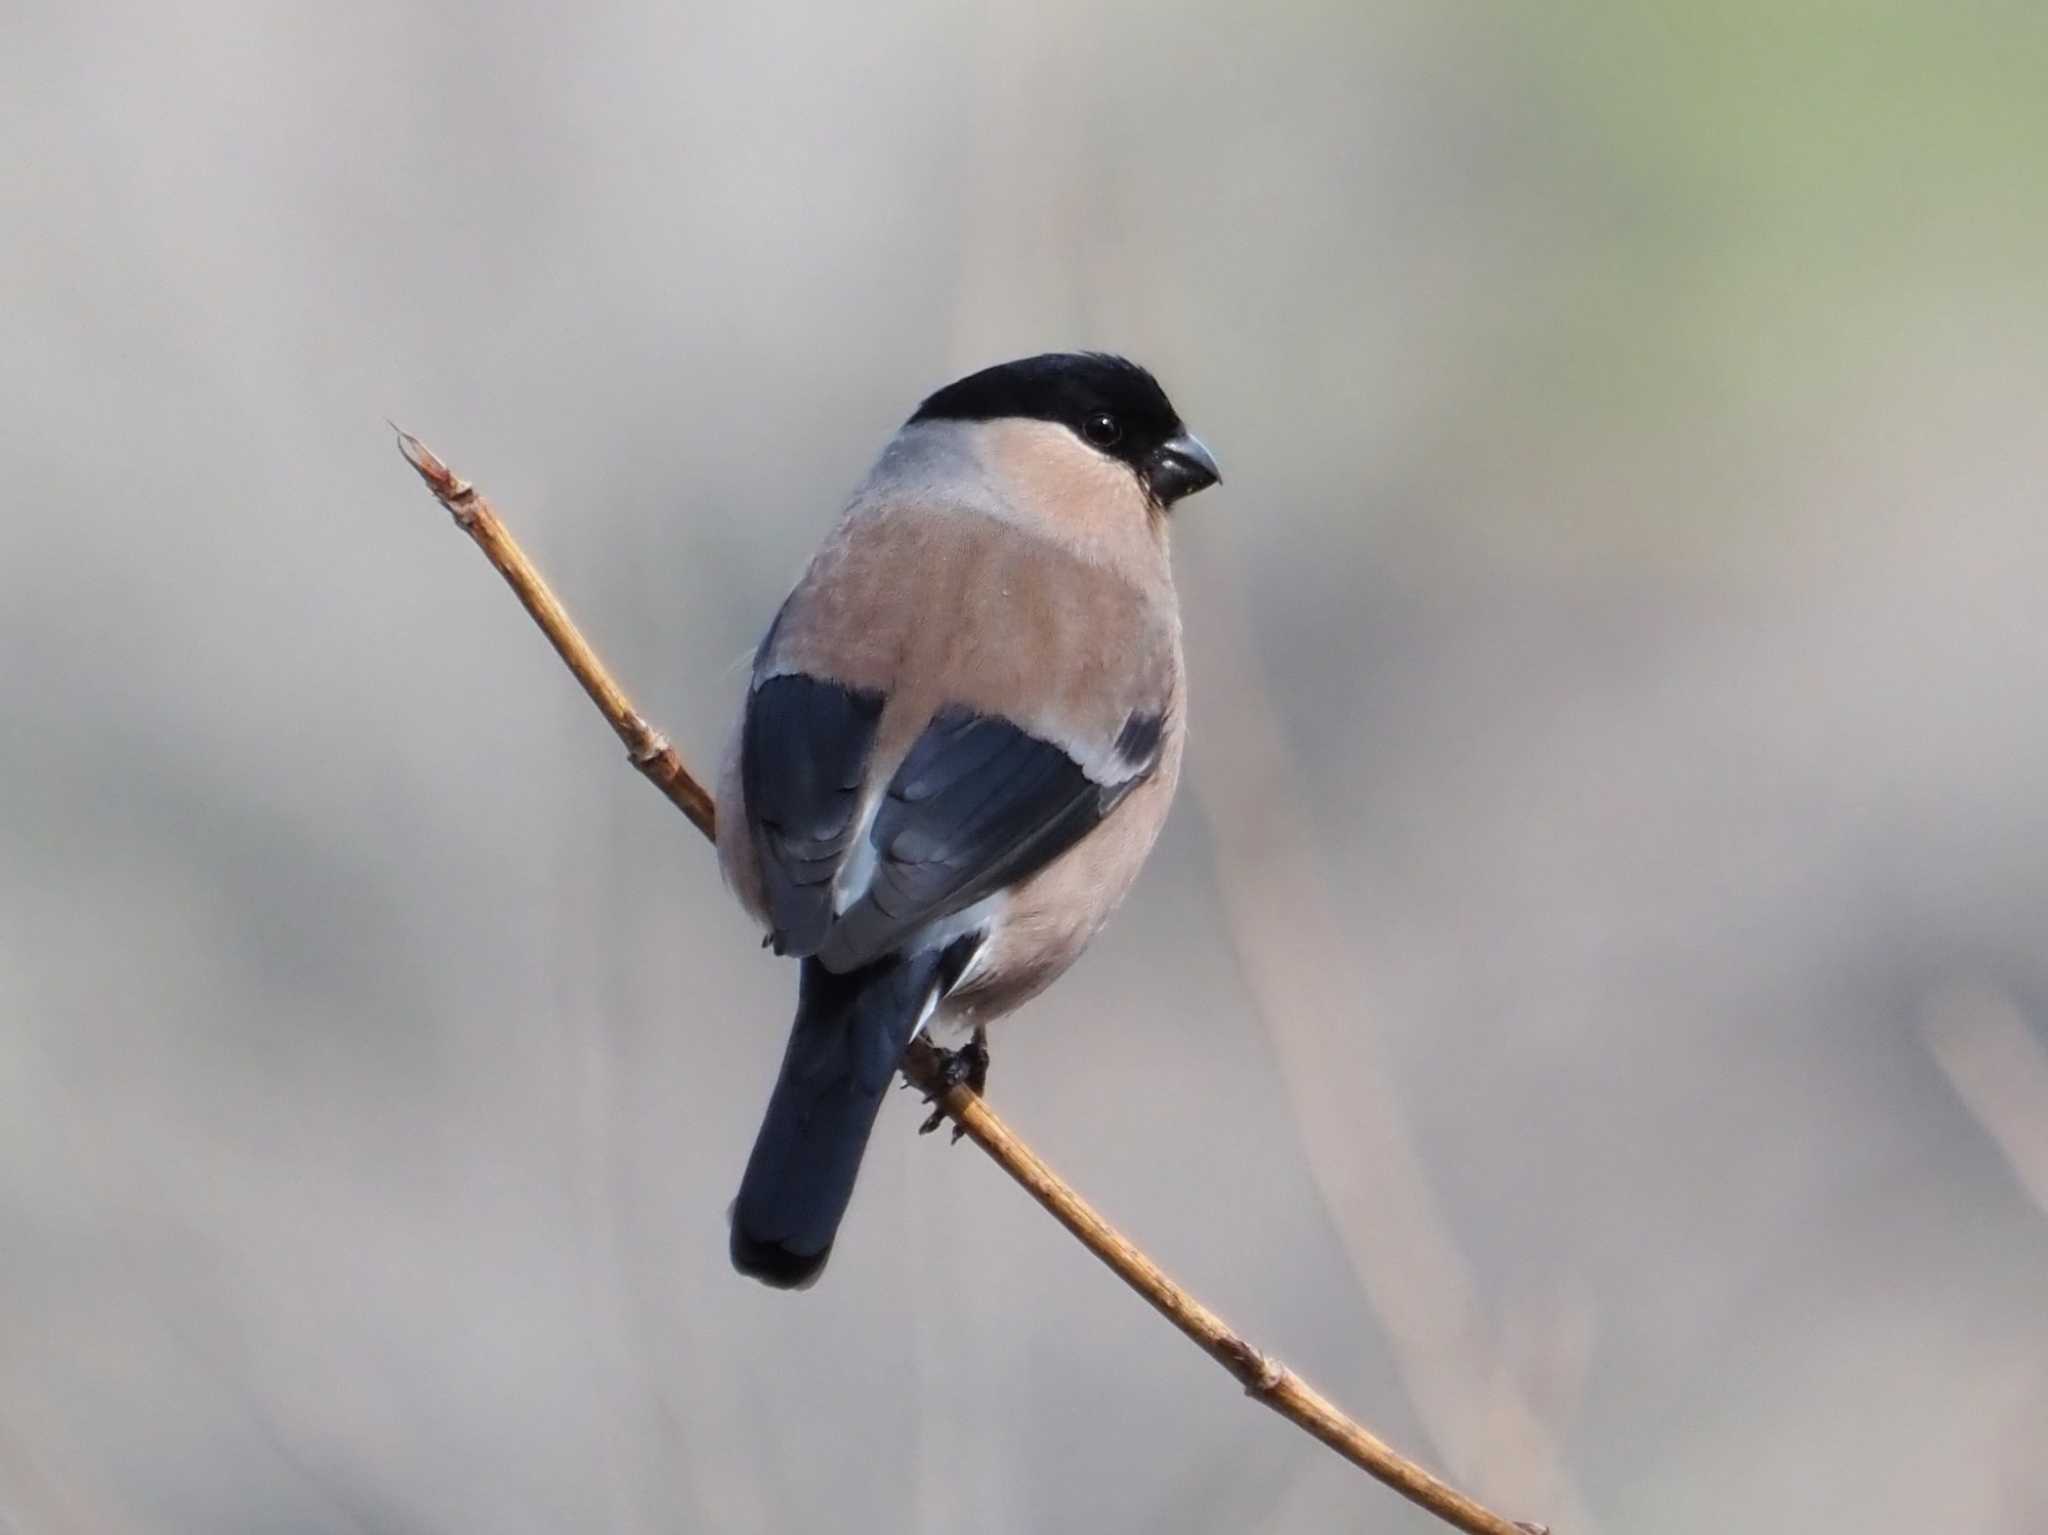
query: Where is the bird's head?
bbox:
[910,352,1220,513]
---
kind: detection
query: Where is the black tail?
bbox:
[731,952,940,1288]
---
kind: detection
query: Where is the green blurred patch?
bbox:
[1501,0,2048,411]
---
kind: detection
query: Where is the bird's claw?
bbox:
[915,1028,990,1141]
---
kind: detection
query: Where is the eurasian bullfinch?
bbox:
[717,352,1219,1287]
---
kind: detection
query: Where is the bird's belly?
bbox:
[933,756,1179,1038]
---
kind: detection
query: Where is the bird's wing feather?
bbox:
[741,672,886,957]
[814,706,1162,972]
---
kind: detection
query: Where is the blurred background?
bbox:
[5,2,2047,1531]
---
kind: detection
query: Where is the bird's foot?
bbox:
[916,1027,990,1142]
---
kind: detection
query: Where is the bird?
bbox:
[715,351,1220,1288]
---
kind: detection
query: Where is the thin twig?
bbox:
[899,1039,1546,1535]
[395,429,1551,1535]
[394,428,716,840]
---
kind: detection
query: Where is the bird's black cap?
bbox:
[911,352,1220,506]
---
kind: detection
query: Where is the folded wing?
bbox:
[743,679,1164,973]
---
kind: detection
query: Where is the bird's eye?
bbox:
[1082,412,1122,448]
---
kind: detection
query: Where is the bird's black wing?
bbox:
[742,673,887,958]
[814,705,1162,973]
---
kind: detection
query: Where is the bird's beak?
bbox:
[1145,432,1222,507]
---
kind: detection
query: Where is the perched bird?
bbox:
[716,352,1220,1288]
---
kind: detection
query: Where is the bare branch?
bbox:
[395,429,1552,1535]
[395,428,716,841]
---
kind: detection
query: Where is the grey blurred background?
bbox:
[5,3,2047,1531]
